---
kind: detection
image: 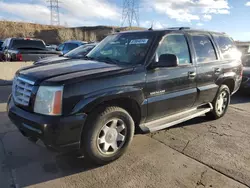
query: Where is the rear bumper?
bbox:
[7,97,87,152]
[232,76,243,95]
[240,76,250,90]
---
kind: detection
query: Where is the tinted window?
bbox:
[11,39,46,49]
[214,35,238,59]
[64,43,79,52]
[192,35,217,63]
[156,34,190,65]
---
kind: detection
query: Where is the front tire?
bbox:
[206,85,230,120]
[81,106,135,165]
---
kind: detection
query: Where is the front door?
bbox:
[146,33,197,122]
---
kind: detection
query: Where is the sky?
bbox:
[0,0,250,41]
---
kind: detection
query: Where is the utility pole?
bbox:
[47,0,60,26]
[121,0,139,28]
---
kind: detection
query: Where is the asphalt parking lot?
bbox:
[0,86,250,188]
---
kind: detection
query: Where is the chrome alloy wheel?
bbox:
[97,118,127,155]
[216,90,228,115]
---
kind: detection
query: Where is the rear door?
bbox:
[189,33,221,106]
[146,33,197,122]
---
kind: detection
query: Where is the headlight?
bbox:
[34,86,63,116]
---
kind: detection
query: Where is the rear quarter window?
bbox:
[191,35,217,63]
[213,35,238,59]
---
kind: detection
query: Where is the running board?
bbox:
[142,103,213,133]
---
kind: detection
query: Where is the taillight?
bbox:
[16,54,23,61]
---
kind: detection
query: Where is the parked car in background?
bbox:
[34,43,98,65]
[56,40,88,55]
[8,28,242,165]
[236,43,250,90]
[46,44,57,51]
[0,38,61,62]
[0,39,4,48]
[0,39,4,61]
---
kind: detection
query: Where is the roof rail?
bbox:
[168,27,191,30]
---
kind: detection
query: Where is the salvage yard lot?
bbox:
[0,86,250,188]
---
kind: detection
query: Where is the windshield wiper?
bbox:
[95,57,120,64]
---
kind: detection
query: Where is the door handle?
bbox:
[214,68,221,74]
[188,72,196,79]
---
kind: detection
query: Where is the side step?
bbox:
[143,103,213,132]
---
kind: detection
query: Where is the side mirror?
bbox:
[156,54,179,68]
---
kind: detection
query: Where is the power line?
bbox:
[47,0,60,26]
[121,0,139,28]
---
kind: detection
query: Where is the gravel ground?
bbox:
[0,86,249,188]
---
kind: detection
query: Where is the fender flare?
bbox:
[71,86,145,115]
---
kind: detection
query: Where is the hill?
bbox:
[0,21,144,44]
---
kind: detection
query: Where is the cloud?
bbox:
[245,2,250,6]
[196,23,204,26]
[144,0,230,22]
[59,0,120,21]
[203,14,212,21]
[0,0,120,26]
[141,20,168,29]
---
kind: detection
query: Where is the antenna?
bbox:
[121,0,140,29]
[47,0,60,26]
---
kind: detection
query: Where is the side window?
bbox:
[57,44,64,51]
[213,35,237,59]
[64,43,78,52]
[2,39,8,49]
[156,34,190,65]
[191,35,217,63]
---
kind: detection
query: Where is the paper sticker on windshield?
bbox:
[129,39,149,45]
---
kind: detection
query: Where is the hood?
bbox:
[18,59,131,84]
[34,56,69,64]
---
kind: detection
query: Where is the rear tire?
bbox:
[81,106,135,165]
[206,85,230,120]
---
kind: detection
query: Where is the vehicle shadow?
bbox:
[167,91,250,130]
[3,145,102,187]
[0,79,12,103]
[230,90,250,104]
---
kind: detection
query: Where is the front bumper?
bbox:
[7,97,87,152]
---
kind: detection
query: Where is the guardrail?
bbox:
[0,62,33,85]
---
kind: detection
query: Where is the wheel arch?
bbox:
[72,87,146,132]
[221,78,235,94]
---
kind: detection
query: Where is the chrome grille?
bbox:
[13,76,35,106]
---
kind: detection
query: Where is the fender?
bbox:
[216,71,236,86]
[71,86,146,115]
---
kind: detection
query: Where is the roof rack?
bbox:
[168,27,191,30]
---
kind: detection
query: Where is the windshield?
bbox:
[87,32,155,65]
[64,45,95,58]
[11,39,46,50]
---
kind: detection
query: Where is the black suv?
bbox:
[8,28,242,164]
